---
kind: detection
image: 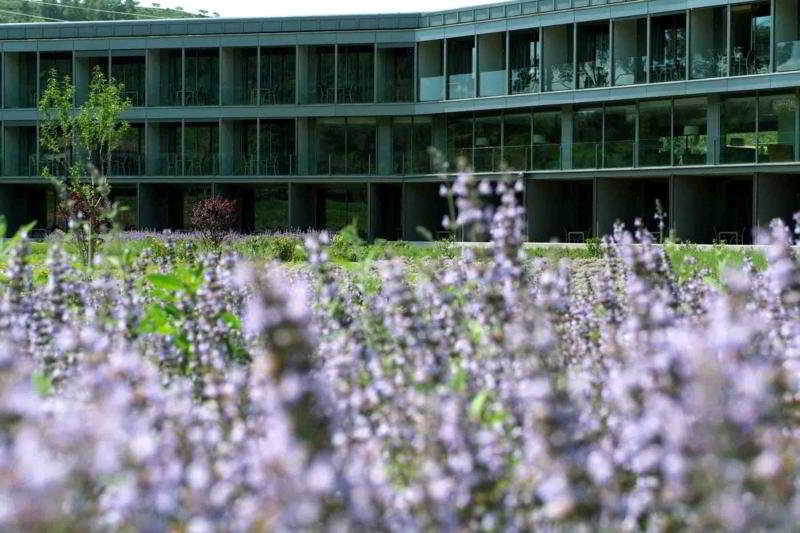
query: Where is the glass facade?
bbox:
[639,100,672,166]
[612,18,646,86]
[478,33,506,97]
[758,94,797,162]
[673,98,708,166]
[650,14,686,82]
[509,29,540,95]
[473,114,502,172]
[504,113,531,170]
[532,111,561,170]
[690,6,728,79]
[184,123,219,175]
[260,120,295,175]
[338,45,374,103]
[378,47,414,102]
[392,117,433,174]
[447,37,475,100]
[314,118,376,175]
[261,47,296,105]
[185,48,219,106]
[542,25,574,92]
[109,124,145,176]
[604,104,636,168]
[730,2,771,76]
[573,107,603,169]
[418,40,444,102]
[577,22,610,89]
[111,54,146,107]
[306,46,336,104]
[775,0,800,72]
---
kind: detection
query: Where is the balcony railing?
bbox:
[730,47,769,76]
[185,153,219,176]
[544,62,574,91]
[261,153,295,175]
[448,74,475,99]
[252,83,295,105]
[776,40,800,72]
[613,56,646,86]
[479,69,506,97]
[650,59,686,82]
[690,50,728,79]
[510,67,539,94]
[577,60,609,89]
[638,138,672,167]
[317,153,374,175]
[308,84,336,104]
[108,152,145,176]
[419,76,444,101]
[157,153,182,176]
[603,140,635,168]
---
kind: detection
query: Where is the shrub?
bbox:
[190,195,239,246]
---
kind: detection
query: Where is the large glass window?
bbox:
[573,107,603,169]
[730,2,771,76]
[639,100,672,167]
[448,115,473,168]
[612,18,646,86]
[673,98,708,165]
[604,105,636,168]
[260,120,295,175]
[153,122,182,175]
[503,112,531,170]
[338,45,374,103]
[315,118,375,175]
[306,46,336,104]
[156,49,182,106]
[758,94,797,163]
[418,40,444,102]
[532,110,561,170]
[473,114,502,172]
[229,120,257,176]
[185,48,219,106]
[393,117,413,174]
[510,29,540,95]
[348,118,377,174]
[414,118,433,173]
[447,37,475,100]
[650,13,686,82]
[184,123,219,175]
[478,33,506,97]
[577,22,610,89]
[109,123,145,176]
[378,46,413,102]
[542,25,574,92]
[260,47,296,105]
[721,97,757,164]
[775,0,800,72]
[690,7,728,79]
[111,54,146,107]
[4,52,37,108]
[39,52,72,92]
[223,48,257,105]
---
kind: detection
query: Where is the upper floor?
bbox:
[0,0,799,115]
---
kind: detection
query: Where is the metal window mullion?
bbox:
[442,39,448,101]
[334,44,339,105]
[685,9,690,79]
[796,89,800,161]
[572,23,577,89]
[727,4,732,76]
[218,47,222,106]
[181,48,186,106]
[755,94,760,163]
[373,43,378,103]
[505,30,510,95]
[609,19,614,87]
[181,119,185,176]
[646,16,651,83]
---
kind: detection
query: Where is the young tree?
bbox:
[190,195,240,246]
[38,67,131,266]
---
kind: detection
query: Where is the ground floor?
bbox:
[1,172,799,244]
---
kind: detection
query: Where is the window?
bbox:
[573,107,603,169]
[639,100,672,167]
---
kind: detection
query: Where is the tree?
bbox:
[190,195,240,246]
[38,67,131,266]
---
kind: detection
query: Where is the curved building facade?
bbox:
[1,0,799,243]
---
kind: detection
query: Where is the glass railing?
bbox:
[730,49,769,76]
[613,56,645,86]
[308,84,336,104]
[256,83,295,105]
[650,59,686,82]
[183,84,217,106]
[24,153,40,176]
[233,152,258,175]
[159,84,182,106]
[720,137,757,164]
[448,74,474,99]
[479,70,506,97]
[419,76,444,102]
[348,152,375,175]
[776,41,800,72]
[757,140,795,163]
[473,146,503,172]
[577,60,609,89]
[532,144,562,170]
[380,81,414,102]
[315,153,345,175]
[603,140,635,168]
[690,50,728,79]
[338,83,374,104]
[157,153,182,175]
[572,142,602,169]
[184,153,219,175]
[502,145,530,171]
[261,153,295,175]
[673,134,708,166]
[510,66,539,94]
[108,152,145,176]
[638,138,672,167]
[544,62,574,92]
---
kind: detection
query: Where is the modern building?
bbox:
[0,0,799,243]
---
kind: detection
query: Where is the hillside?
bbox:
[0,0,213,23]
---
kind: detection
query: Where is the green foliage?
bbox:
[0,0,212,24]
[329,223,364,262]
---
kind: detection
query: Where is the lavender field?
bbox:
[1,175,799,531]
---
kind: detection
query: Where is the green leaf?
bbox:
[32,370,53,397]
[469,390,490,420]
[146,273,186,292]
[220,311,241,329]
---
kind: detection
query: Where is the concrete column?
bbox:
[561,105,573,169]
[289,182,315,229]
[707,94,721,164]
[377,117,392,175]
[402,182,445,240]
[220,48,235,105]
[220,120,234,175]
[296,118,310,175]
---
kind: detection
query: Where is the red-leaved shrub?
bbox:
[190,195,239,245]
